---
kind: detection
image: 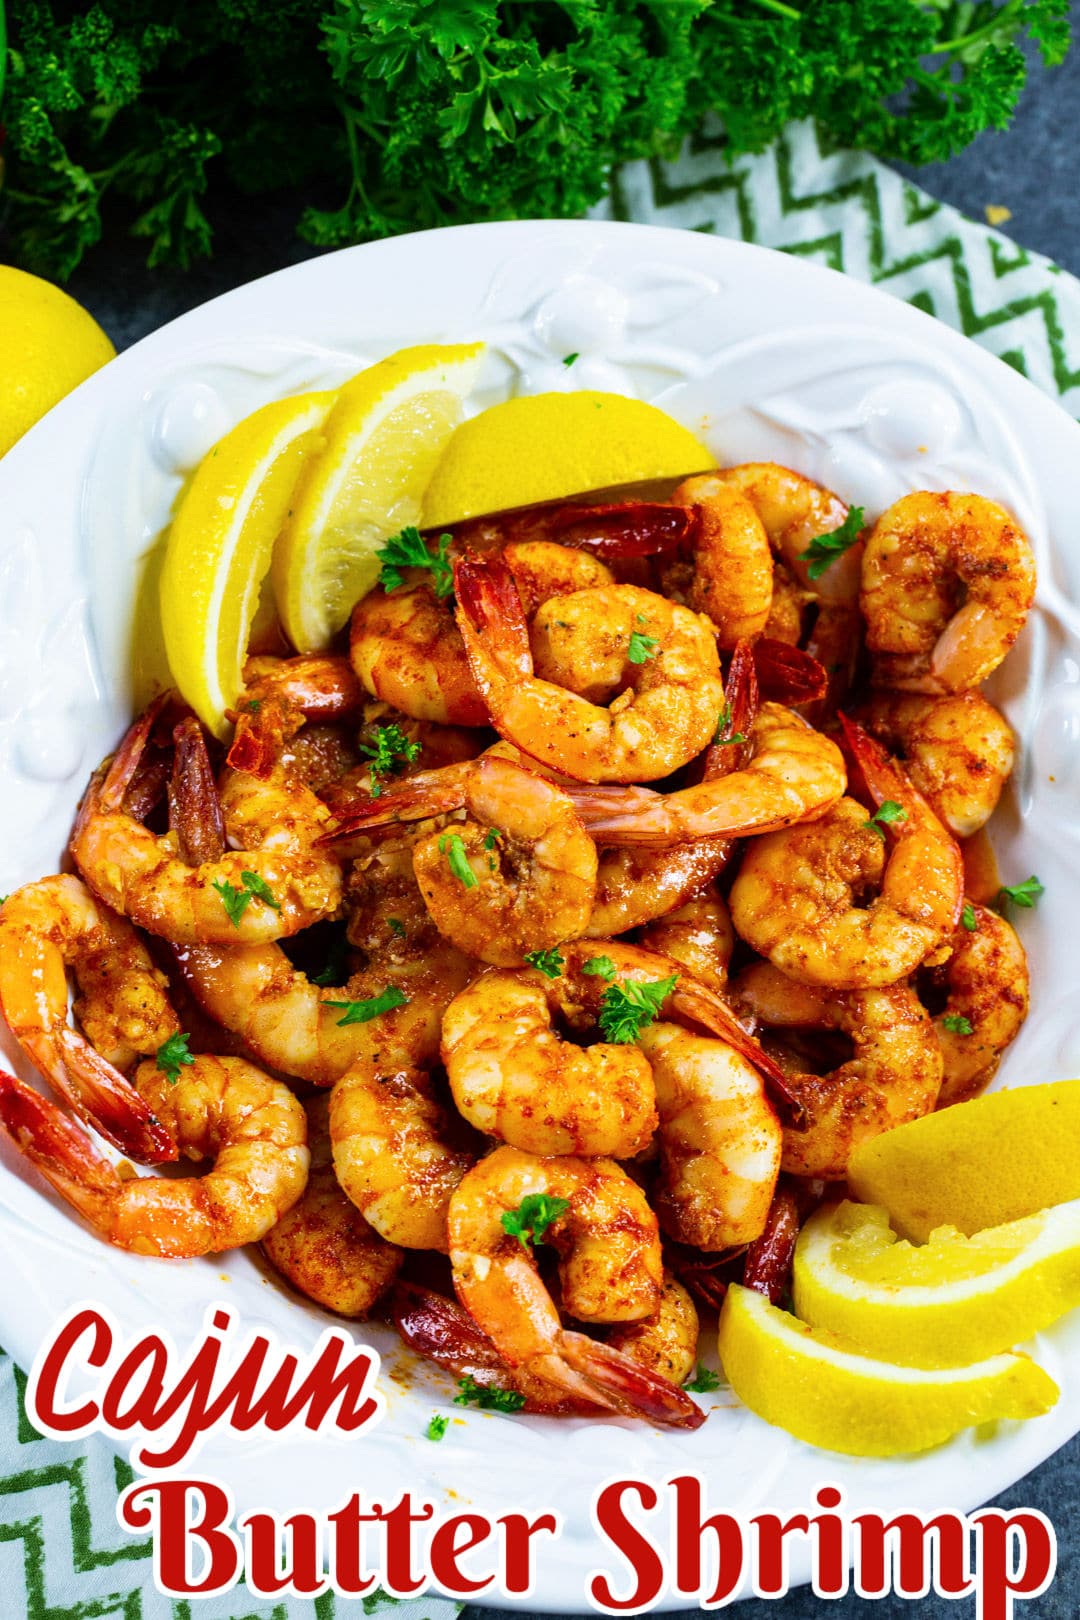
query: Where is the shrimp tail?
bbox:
[40,1029,178,1163]
[169,717,226,864]
[839,714,937,824]
[97,693,173,814]
[527,500,696,559]
[319,763,474,841]
[557,1330,707,1429]
[453,552,532,682]
[699,637,759,778]
[0,1070,121,1234]
[753,638,828,706]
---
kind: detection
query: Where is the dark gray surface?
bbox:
[35,46,1080,1620]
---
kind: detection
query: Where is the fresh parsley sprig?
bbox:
[798,506,865,582]
[358,722,421,797]
[155,1031,194,1086]
[377,526,454,598]
[961,901,978,932]
[942,1013,974,1036]
[627,630,660,664]
[598,974,679,1043]
[500,1193,571,1250]
[524,948,564,979]
[454,1375,526,1414]
[864,801,907,840]
[212,870,281,927]
[684,1364,721,1393]
[997,876,1045,912]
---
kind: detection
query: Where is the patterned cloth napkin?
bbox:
[3,117,1079,1619]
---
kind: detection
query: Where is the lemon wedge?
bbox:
[717,1283,1057,1457]
[420,391,714,528]
[272,342,485,652]
[160,389,335,735]
[848,1081,1080,1242]
[794,1199,1080,1369]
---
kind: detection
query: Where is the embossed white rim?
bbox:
[0,220,1079,1611]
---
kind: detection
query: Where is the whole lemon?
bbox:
[0,265,116,457]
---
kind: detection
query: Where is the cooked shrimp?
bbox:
[855,691,1015,837]
[0,1056,308,1257]
[762,561,813,645]
[713,462,862,605]
[0,876,176,1162]
[351,583,490,728]
[637,1022,782,1248]
[227,655,364,777]
[176,919,469,1089]
[440,966,657,1158]
[263,1095,402,1315]
[329,1063,477,1251]
[924,902,1030,1108]
[455,553,725,783]
[667,475,773,646]
[566,702,846,846]
[732,962,942,1179]
[452,500,693,563]
[606,1274,699,1387]
[729,723,963,988]
[448,1145,704,1427]
[349,543,616,729]
[326,753,597,965]
[638,887,735,996]
[861,492,1037,692]
[72,706,343,945]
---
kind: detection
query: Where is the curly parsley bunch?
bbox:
[0,0,1069,281]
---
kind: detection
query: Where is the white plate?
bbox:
[1,220,1079,1612]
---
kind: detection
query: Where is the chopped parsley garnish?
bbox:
[562,352,579,367]
[483,827,500,851]
[155,1031,194,1086]
[864,800,908,840]
[627,630,660,664]
[324,986,408,1026]
[426,1413,449,1441]
[598,973,679,1043]
[500,1193,571,1250]
[246,698,262,713]
[453,1375,526,1414]
[997,875,1045,911]
[684,1364,721,1393]
[942,1013,974,1036]
[961,901,978,932]
[798,505,865,582]
[582,954,617,981]
[212,870,281,927]
[377,525,454,598]
[439,832,479,889]
[387,916,406,939]
[358,723,421,797]
[524,948,564,979]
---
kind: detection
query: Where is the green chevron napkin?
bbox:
[3,115,1080,1620]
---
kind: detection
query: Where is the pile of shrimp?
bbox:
[0,466,1037,1430]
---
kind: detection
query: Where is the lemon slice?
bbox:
[272,342,485,652]
[717,1283,1057,1458]
[848,1081,1080,1242]
[420,391,714,528]
[794,1199,1080,1369]
[160,390,335,735]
